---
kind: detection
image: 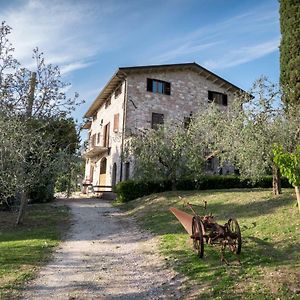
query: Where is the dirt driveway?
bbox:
[22,198,187,299]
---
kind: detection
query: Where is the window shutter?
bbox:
[222,94,228,106]
[114,113,119,132]
[106,123,110,147]
[103,126,106,147]
[147,78,153,92]
[165,82,171,95]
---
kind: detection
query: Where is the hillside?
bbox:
[118,188,300,299]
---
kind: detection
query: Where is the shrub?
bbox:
[115,180,172,203]
[29,180,55,203]
[115,175,292,203]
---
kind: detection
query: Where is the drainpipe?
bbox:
[119,76,128,182]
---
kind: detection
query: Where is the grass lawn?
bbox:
[0,203,70,299]
[117,188,300,299]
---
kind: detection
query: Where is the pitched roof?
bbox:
[84,62,246,118]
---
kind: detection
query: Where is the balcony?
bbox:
[83,145,109,158]
[83,134,110,158]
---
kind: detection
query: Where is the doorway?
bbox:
[99,158,107,190]
[112,163,117,187]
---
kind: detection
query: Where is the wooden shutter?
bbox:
[106,123,110,147]
[103,126,106,147]
[113,114,119,132]
[91,134,96,147]
[147,78,153,92]
[103,123,110,147]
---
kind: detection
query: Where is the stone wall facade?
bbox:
[84,80,126,187]
[126,69,235,132]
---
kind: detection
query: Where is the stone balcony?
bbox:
[83,145,109,158]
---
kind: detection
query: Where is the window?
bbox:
[184,112,193,129]
[151,113,164,129]
[208,91,228,106]
[124,162,130,180]
[147,78,171,95]
[114,85,122,98]
[113,113,119,133]
[97,132,101,144]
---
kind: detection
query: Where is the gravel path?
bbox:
[22,198,188,299]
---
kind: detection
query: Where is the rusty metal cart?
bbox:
[170,198,242,263]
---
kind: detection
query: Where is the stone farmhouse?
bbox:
[82,62,245,189]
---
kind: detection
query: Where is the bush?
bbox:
[29,180,55,203]
[115,180,172,203]
[115,175,292,203]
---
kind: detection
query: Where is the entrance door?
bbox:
[99,158,107,191]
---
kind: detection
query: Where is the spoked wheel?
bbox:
[228,218,242,254]
[192,216,204,258]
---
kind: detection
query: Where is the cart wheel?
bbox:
[228,218,242,254]
[192,216,204,258]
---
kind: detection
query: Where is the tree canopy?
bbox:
[280,0,300,105]
[0,21,82,223]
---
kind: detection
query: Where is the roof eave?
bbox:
[84,69,126,118]
[84,62,249,117]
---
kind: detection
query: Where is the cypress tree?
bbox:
[279,0,300,105]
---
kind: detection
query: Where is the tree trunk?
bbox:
[67,163,72,198]
[26,72,36,118]
[16,191,28,225]
[272,164,282,195]
[16,71,37,225]
[295,186,300,214]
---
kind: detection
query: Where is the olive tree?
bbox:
[273,145,300,213]
[126,120,208,188]
[0,21,82,224]
[192,77,300,195]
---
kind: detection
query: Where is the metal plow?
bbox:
[169,199,242,264]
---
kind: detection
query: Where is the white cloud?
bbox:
[0,0,115,74]
[60,62,93,75]
[204,38,280,70]
[142,2,279,68]
[150,41,219,64]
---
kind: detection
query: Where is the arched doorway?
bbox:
[112,163,117,187]
[99,157,107,189]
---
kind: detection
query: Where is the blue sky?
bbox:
[0,0,280,125]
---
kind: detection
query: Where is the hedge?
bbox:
[115,175,292,203]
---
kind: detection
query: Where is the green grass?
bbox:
[116,188,300,299]
[0,203,70,299]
